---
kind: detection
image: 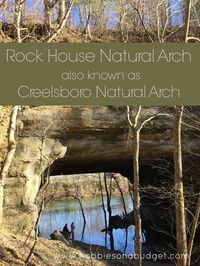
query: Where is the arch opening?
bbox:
[38,158,173,255]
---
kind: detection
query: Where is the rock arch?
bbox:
[3,106,199,247]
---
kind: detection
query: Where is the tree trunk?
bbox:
[173,106,187,266]
[72,176,86,241]
[104,173,114,250]
[83,0,92,39]
[99,173,107,246]
[133,128,142,266]
[13,0,24,42]
[166,0,172,28]
[13,0,19,26]
[0,106,19,224]
[77,4,84,31]
[99,173,107,229]
[44,1,52,35]
[47,0,74,42]
[126,106,171,265]
[127,105,142,266]
[57,0,65,23]
[184,0,192,42]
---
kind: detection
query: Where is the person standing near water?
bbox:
[62,223,70,239]
[71,222,75,241]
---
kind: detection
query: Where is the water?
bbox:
[39,195,135,254]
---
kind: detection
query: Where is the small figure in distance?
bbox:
[63,223,70,240]
[71,222,75,241]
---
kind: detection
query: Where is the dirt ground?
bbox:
[0,229,173,266]
[0,229,106,266]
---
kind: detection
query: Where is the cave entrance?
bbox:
[38,172,136,254]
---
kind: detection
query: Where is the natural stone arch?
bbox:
[1,105,200,262]
[1,106,174,229]
[2,106,198,232]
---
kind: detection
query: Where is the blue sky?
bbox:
[0,0,184,27]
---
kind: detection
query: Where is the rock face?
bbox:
[2,106,200,234]
[0,106,13,225]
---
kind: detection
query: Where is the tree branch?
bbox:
[127,0,154,43]
[46,0,75,43]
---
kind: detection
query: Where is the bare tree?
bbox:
[46,0,74,42]
[98,173,107,233]
[83,0,92,39]
[127,105,142,266]
[173,106,187,266]
[187,192,200,266]
[185,0,192,42]
[44,0,60,34]
[175,107,200,265]
[57,0,66,23]
[127,106,171,266]
[104,172,114,250]
[184,0,200,42]
[0,0,6,9]
[72,176,86,228]
[166,0,172,28]
[13,0,26,42]
[127,0,154,42]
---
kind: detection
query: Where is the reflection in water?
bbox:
[39,196,135,254]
